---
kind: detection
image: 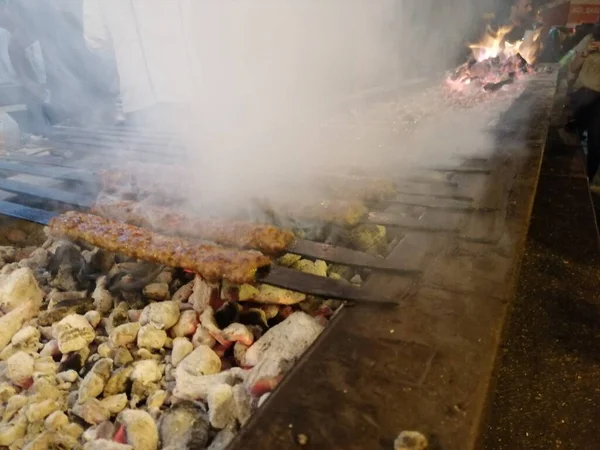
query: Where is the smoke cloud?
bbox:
[14,0,530,222]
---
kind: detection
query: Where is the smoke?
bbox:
[12,0,531,222]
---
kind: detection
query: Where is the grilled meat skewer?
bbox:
[91,197,295,255]
[48,211,271,284]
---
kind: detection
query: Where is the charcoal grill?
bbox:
[0,67,558,449]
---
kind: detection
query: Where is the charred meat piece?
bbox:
[48,212,271,284]
[91,196,295,255]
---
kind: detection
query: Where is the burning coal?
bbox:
[447,25,542,92]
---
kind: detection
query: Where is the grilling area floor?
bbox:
[0,65,597,449]
[483,86,600,447]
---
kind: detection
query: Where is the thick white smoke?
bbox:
[20,0,529,221]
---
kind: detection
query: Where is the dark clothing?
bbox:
[570,87,600,181]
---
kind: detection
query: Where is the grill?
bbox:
[0,66,558,449]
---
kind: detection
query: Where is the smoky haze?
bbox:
[19,0,521,221]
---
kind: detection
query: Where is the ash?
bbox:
[0,219,387,449]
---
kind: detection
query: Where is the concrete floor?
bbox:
[483,128,600,449]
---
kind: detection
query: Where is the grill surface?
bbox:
[0,67,558,449]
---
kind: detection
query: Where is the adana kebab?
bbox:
[91,197,295,255]
[48,211,271,284]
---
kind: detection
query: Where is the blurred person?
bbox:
[493,0,534,44]
[534,8,561,63]
[82,0,201,130]
[8,0,115,126]
[0,1,52,134]
[560,22,600,182]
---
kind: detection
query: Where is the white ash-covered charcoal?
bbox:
[115,409,159,450]
[139,301,180,330]
[0,411,27,446]
[44,410,70,430]
[233,342,249,367]
[145,389,167,413]
[221,323,254,347]
[276,253,302,268]
[3,393,27,422]
[0,245,17,265]
[33,355,58,377]
[84,439,133,450]
[73,398,110,425]
[52,314,96,354]
[199,306,224,345]
[109,322,140,347]
[113,347,134,367]
[0,300,40,352]
[47,289,88,309]
[130,359,163,404]
[78,358,112,404]
[82,420,115,442]
[142,282,170,301]
[98,393,128,416]
[0,267,43,313]
[173,367,246,401]
[155,268,173,285]
[207,423,238,450]
[231,383,251,426]
[207,383,236,429]
[191,324,216,349]
[17,247,49,270]
[171,337,193,367]
[189,276,218,313]
[158,401,210,449]
[291,259,328,277]
[105,302,131,335]
[49,265,80,292]
[92,277,114,314]
[38,295,95,327]
[171,279,194,303]
[103,366,134,397]
[345,224,388,255]
[137,324,167,350]
[4,325,41,357]
[169,310,198,338]
[6,351,34,387]
[25,397,62,422]
[243,312,324,389]
[84,311,102,329]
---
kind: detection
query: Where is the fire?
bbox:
[446,24,542,92]
[469,26,515,62]
[468,25,542,65]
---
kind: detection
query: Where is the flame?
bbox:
[468,25,542,65]
[469,26,515,62]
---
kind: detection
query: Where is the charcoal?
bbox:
[159,401,210,449]
[238,308,268,330]
[215,302,240,329]
[38,297,95,327]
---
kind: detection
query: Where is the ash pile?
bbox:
[0,177,395,449]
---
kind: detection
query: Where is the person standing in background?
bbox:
[82,0,202,130]
[5,0,115,126]
[561,22,600,182]
[493,0,534,44]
